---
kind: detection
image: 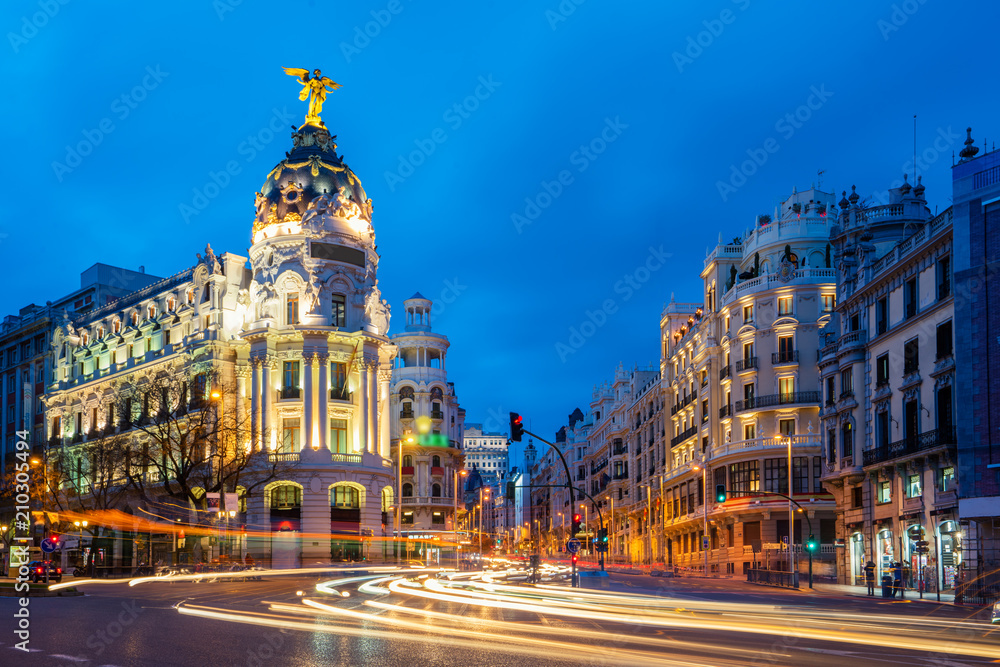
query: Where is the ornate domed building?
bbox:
[43,71,399,570]
[242,95,397,564]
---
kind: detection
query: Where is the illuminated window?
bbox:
[332,294,346,327]
[286,293,299,325]
[281,418,300,452]
[742,304,754,323]
[877,480,891,504]
[777,296,792,316]
[329,418,348,454]
[822,295,835,313]
[906,474,922,499]
[331,486,359,508]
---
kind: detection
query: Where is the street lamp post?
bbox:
[694,459,708,575]
[787,437,796,584]
[606,495,614,562]
[74,520,88,571]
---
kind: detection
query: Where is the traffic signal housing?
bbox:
[715,484,727,503]
[805,534,817,552]
[571,513,582,535]
[509,412,525,441]
[598,527,608,544]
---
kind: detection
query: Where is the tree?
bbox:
[115,363,288,522]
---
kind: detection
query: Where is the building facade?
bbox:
[952,129,1000,585]
[822,176,958,588]
[462,423,509,488]
[43,105,399,568]
[389,293,465,545]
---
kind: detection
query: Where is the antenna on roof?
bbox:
[913,114,918,182]
[817,169,825,190]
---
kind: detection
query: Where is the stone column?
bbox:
[317,353,329,451]
[359,362,369,454]
[378,369,392,459]
[299,478,330,563]
[302,354,314,451]
[368,361,378,455]
[261,357,274,450]
[236,364,248,430]
[250,358,261,450]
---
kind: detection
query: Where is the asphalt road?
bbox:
[1,566,996,666]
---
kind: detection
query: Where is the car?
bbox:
[992,601,1000,624]
[650,567,677,578]
[27,561,62,583]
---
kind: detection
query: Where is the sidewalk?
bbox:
[812,581,956,604]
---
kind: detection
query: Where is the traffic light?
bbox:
[715,484,727,503]
[598,527,608,544]
[509,412,525,442]
[571,513,582,535]
[805,534,817,552]
[506,481,516,499]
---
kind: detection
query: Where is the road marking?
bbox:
[49,655,89,662]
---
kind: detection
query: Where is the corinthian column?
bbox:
[250,357,261,450]
[359,361,369,454]
[378,368,392,459]
[317,353,329,451]
[367,360,377,455]
[302,354,314,451]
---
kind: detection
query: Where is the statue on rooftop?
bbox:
[283,67,341,124]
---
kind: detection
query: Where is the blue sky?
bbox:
[2,0,998,440]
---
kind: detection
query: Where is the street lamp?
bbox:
[786,437,796,582]
[74,520,88,571]
[693,459,708,575]
[605,495,614,561]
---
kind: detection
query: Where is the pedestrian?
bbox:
[893,562,904,599]
[864,560,876,596]
[245,553,254,568]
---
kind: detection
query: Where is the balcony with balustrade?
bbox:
[734,391,820,414]
[861,427,956,467]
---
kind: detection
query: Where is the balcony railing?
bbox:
[862,427,957,466]
[719,404,732,419]
[772,350,799,365]
[735,357,758,372]
[839,390,855,401]
[331,453,362,464]
[670,425,698,448]
[431,466,445,476]
[400,409,414,419]
[330,389,352,402]
[268,451,300,463]
[280,387,300,399]
[431,410,444,420]
[734,391,820,413]
[719,365,732,381]
[612,444,628,456]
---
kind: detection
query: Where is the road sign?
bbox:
[702,536,710,550]
[781,536,789,545]
[908,526,925,541]
[566,538,581,554]
[40,538,59,553]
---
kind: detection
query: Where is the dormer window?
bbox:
[112,319,121,334]
[81,333,89,345]
[186,289,194,305]
[131,312,139,326]
[97,327,104,339]
[167,297,176,311]
[147,305,156,319]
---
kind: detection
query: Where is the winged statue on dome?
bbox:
[283,67,341,124]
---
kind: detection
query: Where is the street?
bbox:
[2,564,997,666]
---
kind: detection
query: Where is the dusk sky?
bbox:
[3,0,998,442]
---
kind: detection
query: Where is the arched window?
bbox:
[112,319,121,334]
[431,483,442,497]
[381,487,394,511]
[331,486,360,508]
[402,483,413,497]
[331,293,346,327]
[403,455,412,466]
[432,455,441,467]
[270,485,301,508]
[131,312,139,325]
[400,386,414,400]
[430,386,443,400]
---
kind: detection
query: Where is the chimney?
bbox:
[139,266,145,274]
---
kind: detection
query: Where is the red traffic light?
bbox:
[50,535,59,544]
[572,514,581,522]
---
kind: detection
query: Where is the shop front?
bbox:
[849,530,866,585]
[875,526,895,581]
[938,519,962,590]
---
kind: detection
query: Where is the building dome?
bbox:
[251,120,374,244]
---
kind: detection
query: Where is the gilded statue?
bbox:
[283,67,341,124]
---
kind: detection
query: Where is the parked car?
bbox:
[991,601,1000,624]
[27,561,62,583]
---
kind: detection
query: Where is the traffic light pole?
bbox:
[722,489,815,588]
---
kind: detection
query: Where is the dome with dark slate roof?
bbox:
[251,120,373,243]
